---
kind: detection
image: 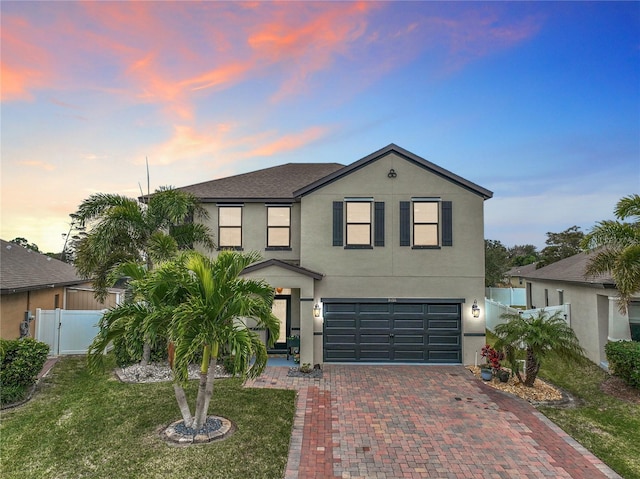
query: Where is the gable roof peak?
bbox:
[294,143,493,199]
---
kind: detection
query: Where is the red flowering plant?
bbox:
[480,344,504,373]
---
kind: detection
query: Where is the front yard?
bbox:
[0,356,296,479]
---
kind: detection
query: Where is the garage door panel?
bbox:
[393,319,425,330]
[393,304,424,314]
[395,350,427,361]
[324,301,461,363]
[427,334,460,346]
[359,303,392,313]
[360,319,391,329]
[360,349,392,360]
[324,303,358,314]
[394,335,425,345]
[325,318,357,328]
[325,349,357,360]
[427,304,460,315]
[326,333,357,343]
[428,350,461,362]
[427,319,461,331]
[360,334,391,344]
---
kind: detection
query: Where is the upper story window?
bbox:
[346,201,372,247]
[218,205,242,249]
[333,199,384,248]
[267,206,291,249]
[400,199,452,248]
[413,201,439,246]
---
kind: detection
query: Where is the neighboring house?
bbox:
[0,239,122,340]
[178,143,493,365]
[521,251,637,366]
[505,263,538,288]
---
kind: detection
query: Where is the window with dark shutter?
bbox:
[442,201,453,246]
[400,201,410,246]
[374,202,385,246]
[332,201,343,246]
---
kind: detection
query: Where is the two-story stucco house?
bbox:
[178,144,493,366]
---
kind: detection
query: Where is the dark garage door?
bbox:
[323,300,461,363]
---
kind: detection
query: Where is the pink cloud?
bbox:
[245,126,331,157]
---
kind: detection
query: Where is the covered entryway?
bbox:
[323,300,461,363]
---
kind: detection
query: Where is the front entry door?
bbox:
[270,295,291,351]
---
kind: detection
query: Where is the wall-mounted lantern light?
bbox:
[313,303,321,318]
[472,299,480,318]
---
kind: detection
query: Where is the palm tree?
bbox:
[494,310,586,387]
[74,186,215,300]
[582,194,640,314]
[74,187,215,364]
[88,251,280,431]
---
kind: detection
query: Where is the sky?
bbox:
[1,1,639,254]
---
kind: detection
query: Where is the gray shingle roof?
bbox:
[0,239,83,294]
[521,251,615,287]
[506,263,538,277]
[177,162,345,202]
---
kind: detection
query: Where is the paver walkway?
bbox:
[246,365,622,479]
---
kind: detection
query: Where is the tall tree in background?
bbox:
[10,237,40,253]
[507,244,539,267]
[582,194,640,313]
[537,225,584,268]
[485,239,509,287]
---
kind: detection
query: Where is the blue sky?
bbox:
[1,1,638,253]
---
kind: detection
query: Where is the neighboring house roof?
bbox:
[0,239,84,294]
[521,251,616,288]
[176,162,345,202]
[294,143,493,199]
[242,259,324,280]
[506,263,538,277]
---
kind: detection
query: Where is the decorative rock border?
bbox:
[161,415,235,445]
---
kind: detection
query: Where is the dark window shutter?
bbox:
[333,201,343,246]
[400,201,410,246]
[374,202,385,246]
[442,201,453,246]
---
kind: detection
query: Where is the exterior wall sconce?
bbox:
[472,299,480,318]
[387,168,397,178]
[313,303,321,318]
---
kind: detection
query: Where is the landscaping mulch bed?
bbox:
[600,375,640,404]
[468,366,565,404]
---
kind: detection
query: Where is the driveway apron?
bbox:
[246,365,622,479]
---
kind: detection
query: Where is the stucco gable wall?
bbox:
[299,151,485,294]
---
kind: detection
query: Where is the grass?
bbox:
[0,356,296,479]
[486,331,640,479]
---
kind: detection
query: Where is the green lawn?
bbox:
[0,357,296,479]
[487,331,640,479]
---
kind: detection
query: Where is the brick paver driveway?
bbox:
[247,365,622,479]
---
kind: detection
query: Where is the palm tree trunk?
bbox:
[524,348,540,387]
[173,383,193,427]
[141,342,151,366]
[193,343,218,430]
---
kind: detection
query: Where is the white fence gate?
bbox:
[36,308,105,356]
[484,299,571,333]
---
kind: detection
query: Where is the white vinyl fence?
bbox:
[484,298,571,333]
[485,287,526,307]
[36,308,105,356]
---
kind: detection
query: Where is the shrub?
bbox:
[0,338,49,405]
[605,340,640,389]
